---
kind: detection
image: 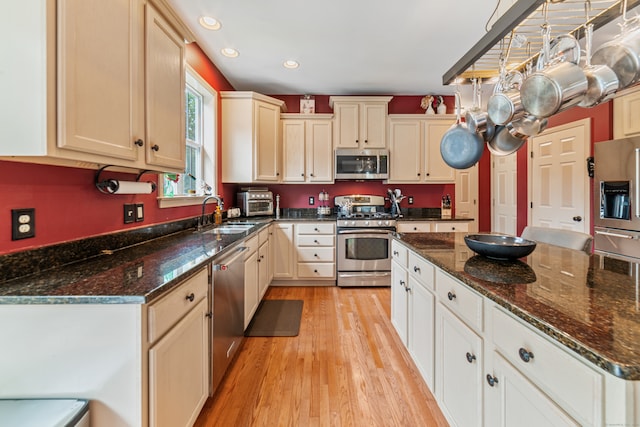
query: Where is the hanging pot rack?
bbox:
[442,0,640,85]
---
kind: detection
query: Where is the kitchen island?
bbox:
[392,231,640,426]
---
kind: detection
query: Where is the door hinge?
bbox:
[530,151,534,158]
[530,202,533,208]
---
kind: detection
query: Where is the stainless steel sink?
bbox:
[202,224,254,234]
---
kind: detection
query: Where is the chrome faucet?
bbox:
[199,195,224,230]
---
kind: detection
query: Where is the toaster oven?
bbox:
[237,188,274,217]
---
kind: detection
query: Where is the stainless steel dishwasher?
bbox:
[211,245,247,394]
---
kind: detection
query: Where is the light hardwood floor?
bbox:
[194,286,449,427]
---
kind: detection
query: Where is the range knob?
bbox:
[364,221,370,226]
[350,221,356,226]
[384,220,390,226]
[377,220,383,226]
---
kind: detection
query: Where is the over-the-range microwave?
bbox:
[334,148,389,180]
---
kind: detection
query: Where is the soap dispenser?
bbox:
[214,205,222,225]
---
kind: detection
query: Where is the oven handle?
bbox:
[337,229,393,235]
[595,230,636,240]
[338,271,391,278]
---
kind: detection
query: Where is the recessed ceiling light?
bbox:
[199,16,221,30]
[221,48,239,58]
[283,60,299,69]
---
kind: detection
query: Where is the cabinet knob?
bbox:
[301,173,305,177]
[205,311,213,318]
[399,280,405,287]
[314,253,319,258]
[356,139,359,143]
[417,173,421,176]
[413,266,420,273]
[260,255,265,259]
[310,173,314,177]
[447,291,456,301]
[426,172,430,176]
[314,239,319,244]
[573,216,582,222]
[486,374,499,387]
[257,258,261,262]
[413,227,418,231]
[393,250,399,256]
[452,227,456,231]
[364,139,368,144]
[151,144,159,152]
[466,352,476,363]
[276,172,280,176]
[134,139,144,147]
[314,228,319,232]
[314,269,318,273]
[518,348,534,363]
[405,285,411,292]
[185,293,195,302]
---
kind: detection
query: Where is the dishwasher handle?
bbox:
[212,246,248,270]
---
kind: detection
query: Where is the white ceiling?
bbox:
[166,0,498,96]
[167,0,637,101]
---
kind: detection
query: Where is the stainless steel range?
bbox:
[335,195,396,287]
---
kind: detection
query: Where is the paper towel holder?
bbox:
[95,165,157,195]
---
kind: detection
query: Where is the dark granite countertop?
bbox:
[0,222,271,305]
[395,232,640,380]
[396,216,473,222]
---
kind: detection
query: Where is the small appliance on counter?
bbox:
[236,187,274,217]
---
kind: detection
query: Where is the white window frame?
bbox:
[158,65,217,208]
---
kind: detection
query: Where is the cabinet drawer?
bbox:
[297,235,335,247]
[244,235,259,257]
[408,252,435,291]
[259,227,270,245]
[391,240,408,267]
[148,268,208,343]
[298,247,335,262]
[433,222,468,232]
[297,263,335,278]
[492,306,603,426]
[296,223,335,235]
[397,222,431,233]
[435,269,483,332]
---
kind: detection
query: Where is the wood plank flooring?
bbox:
[194,286,449,427]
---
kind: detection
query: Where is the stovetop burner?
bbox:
[338,212,396,220]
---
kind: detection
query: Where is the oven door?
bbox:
[337,229,392,287]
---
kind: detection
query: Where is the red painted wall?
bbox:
[515,101,613,235]
[0,43,234,255]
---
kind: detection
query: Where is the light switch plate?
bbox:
[135,203,144,222]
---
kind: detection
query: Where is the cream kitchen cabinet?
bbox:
[329,96,392,148]
[295,222,335,280]
[281,114,334,183]
[387,115,456,183]
[258,226,272,300]
[613,86,640,139]
[391,240,410,343]
[272,223,295,279]
[222,92,285,183]
[243,235,260,329]
[397,221,470,233]
[397,222,432,233]
[1,0,187,173]
[432,221,469,232]
[148,268,209,427]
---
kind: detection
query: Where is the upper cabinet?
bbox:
[1,0,188,173]
[613,86,640,139]
[330,96,392,149]
[388,115,456,183]
[221,92,286,183]
[281,114,334,183]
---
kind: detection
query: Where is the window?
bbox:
[159,66,217,208]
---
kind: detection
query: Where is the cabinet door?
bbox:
[244,250,259,329]
[361,103,388,148]
[436,304,483,427]
[408,276,436,391]
[334,103,360,148]
[255,101,280,181]
[273,223,295,278]
[58,0,144,162]
[614,88,640,139]
[258,241,270,299]
[307,120,334,182]
[145,4,186,171]
[424,120,456,182]
[388,120,422,182]
[149,298,209,427]
[485,353,579,427]
[282,120,306,182]
[391,260,409,345]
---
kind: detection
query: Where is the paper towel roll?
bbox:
[105,180,155,194]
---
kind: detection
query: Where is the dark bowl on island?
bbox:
[464,234,536,260]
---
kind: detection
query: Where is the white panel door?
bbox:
[455,164,479,232]
[529,119,590,233]
[492,154,517,235]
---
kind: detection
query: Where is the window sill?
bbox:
[157,195,208,209]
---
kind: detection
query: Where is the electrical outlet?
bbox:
[124,204,135,224]
[135,203,144,222]
[309,196,315,205]
[11,208,35,240]
[408,196,414,205]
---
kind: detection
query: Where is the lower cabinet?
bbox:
[396,220,470,234]
[435,303,483,427]
[244,227,273,329]
[149,298,209,427]
[486,352,580,427]
[147,268,210,427]
[390,240,624,427]
[273,223,295,279]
